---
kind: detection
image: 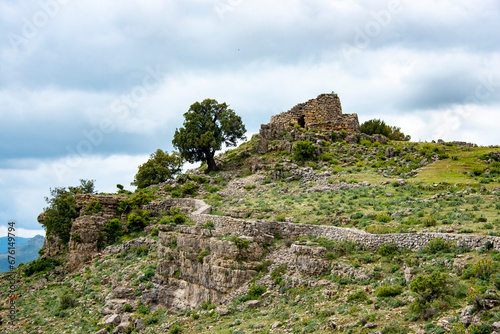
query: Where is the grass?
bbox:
[1,137,499,333]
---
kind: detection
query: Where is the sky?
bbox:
[1,0,500,237]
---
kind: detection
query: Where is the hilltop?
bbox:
[1,94,500,334]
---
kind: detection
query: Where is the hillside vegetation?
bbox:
[1,129,500,334]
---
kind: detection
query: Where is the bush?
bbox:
[122,303,133,312]
[360,119,410,141]
[367,225,394,234]
[58,294,77,310]
[127,210,150,232]
[376,213,392,223]
[103,219,123,244]
[381,322,409,334]
[376,284,403,297]
[197,250,210,263]
[422,216,437,227]
[410,272,451,318]
[271,264,287,285]
[204,220,214,230]
[71,233,82,243]
[230,236,250,249]
[181,182,198,196]
[83,200,102,215]
[423,237,454,254]
[472,259,497,281]
[347,290,368,303]
[247,284,267,300]
[379,243,399,257]
[293,140,317,161]
[24,258,62,276]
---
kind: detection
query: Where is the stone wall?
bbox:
[257,93,361,153]
[190,213,500,252]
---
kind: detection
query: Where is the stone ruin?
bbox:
[257,93,360,153]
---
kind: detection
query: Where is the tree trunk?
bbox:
[205,154,219,173]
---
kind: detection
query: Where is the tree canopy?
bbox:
[132,149,184,189]
[360,119,411,141]
[172,99,246,172]
[42,179,95,243]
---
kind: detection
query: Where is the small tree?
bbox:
[132,149,184,189]
[172,99,246,172]
[42,179,95,243]
[293,140,317,161]
[360,119,410,141]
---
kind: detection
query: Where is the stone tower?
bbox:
[257,93,360,153]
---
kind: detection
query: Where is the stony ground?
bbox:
[1,135,500,334]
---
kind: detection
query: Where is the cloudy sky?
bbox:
[1,0,500,237]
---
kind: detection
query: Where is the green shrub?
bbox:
[381,322,409,334]
[379,243,399,257]
[169,324,183,334]
[150,227,159,237]
[159,207,189,225]
[360,138,372,146]
[247,284,267,300]
[130,190,154,207]
[376,284,403,297]
[204,220,214,230]
[129,245,149,257]
[367,225,394,234]
[376,213,392,222]
[140,267,156,282]
[347,290,368,303]
[271,264,288,285]
[230,236,250,249]
[58,294,77,310]
[71,233,82,243]
[293,140,317,161]
[83,200,102,215]
[410,272,451,318]
[189,175,207,184]
[423,237,454,254]
[244,184,256,191]
[24,258,62,276]
[422,216,437,227]
[200,300,216,310]
[350,212,364,220]
[122,303,133,312]
[181,182,198,196]
[276,214,286,222]
[103,218,123,244]
[137,300,150,315]
[197,250,210,263]
[472,259,497,281]
[126,210,150,232]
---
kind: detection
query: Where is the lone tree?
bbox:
[172,99,246,172]
[132,149,184,189]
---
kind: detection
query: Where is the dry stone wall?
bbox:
[190,212,500,252]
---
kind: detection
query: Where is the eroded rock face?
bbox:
[66,215,109,272]
[153,225,260,311]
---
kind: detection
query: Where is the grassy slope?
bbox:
[0,135,499,334]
